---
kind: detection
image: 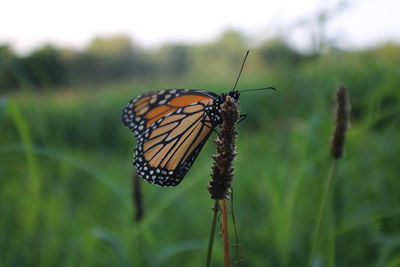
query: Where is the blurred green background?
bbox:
[1,28,400,266]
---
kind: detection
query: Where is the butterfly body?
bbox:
[122,89,240,186]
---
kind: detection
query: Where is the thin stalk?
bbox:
[310,159,337,265]
[221,199,231,267]
[310,85,350,266]
[206,200,220,267]
[132,172,144,221]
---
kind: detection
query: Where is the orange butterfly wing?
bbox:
[122,89,218,186]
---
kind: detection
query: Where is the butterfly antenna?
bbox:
[232,50,250,92]
[239,86,276,93]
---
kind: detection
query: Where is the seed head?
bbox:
[331,85,351,159]
[208,95,240,200]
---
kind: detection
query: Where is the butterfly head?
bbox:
[216,90,240,106]
[228,90,240,100]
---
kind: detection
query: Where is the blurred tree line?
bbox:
[0,29,399,92]
[0,31,306,92]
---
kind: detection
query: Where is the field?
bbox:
[1,44,400,266]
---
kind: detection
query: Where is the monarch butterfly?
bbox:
[122,88,239,186]
[122,52,274,187]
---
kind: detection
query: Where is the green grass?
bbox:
[1,47,400,266]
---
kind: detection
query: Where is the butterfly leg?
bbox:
[238,114,247,124]
[201,119,219,134]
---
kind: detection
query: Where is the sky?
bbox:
[1,0,399,54]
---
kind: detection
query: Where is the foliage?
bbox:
[0,30,268,92]
[0,32,400,266]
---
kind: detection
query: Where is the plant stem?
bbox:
[207,95,239,266]
[221,199,231,267]
[310,159,337,266]
[132,172,144,221]
[206,200,220,267]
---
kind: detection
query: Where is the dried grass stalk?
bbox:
[208,95,240,200]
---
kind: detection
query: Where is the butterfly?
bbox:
[122,88,240,186]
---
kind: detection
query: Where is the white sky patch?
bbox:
[1,0,399,54]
